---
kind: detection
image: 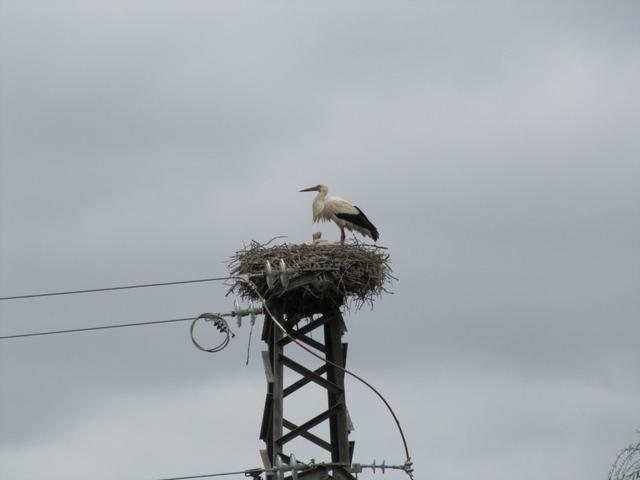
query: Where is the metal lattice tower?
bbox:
[259,295,355,480]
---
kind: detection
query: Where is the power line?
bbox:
[152,471,250,480]
[1,461,411,480]
[0,316,196,340]
[151,460,412,480]
[0,276,231,301]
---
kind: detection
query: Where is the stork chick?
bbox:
[312,232,329,246]
[300,184,379,245]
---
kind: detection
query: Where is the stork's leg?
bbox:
[339,226,346,245]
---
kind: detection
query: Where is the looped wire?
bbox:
[190,313,235,353]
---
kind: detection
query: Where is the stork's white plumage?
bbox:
[300,184,379,245]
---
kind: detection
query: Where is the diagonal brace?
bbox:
[280,354,342,394]
[293,333,326,353]
[283,364,328,397]
[278,315,330,347]
[277,403,342,447]
[282,418,332,451]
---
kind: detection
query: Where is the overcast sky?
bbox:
[1,2,639,480]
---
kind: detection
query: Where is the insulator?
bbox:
[275,456,284,480]
[231,298,263,329]
[403,459,414,476]
[249,302,257,326]
[279,258,290,289]
[234,298,242,327]
[201,313,227,331]
[216,323,226,334]
[290,454,298,480]
[265,260,275,289]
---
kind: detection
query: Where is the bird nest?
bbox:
[228,240,394,313]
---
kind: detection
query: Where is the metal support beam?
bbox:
[283,364,327,397]
[282,419,332,451]
[278,315,330,347]
[292,333,326,353]
[280,354,342,394]
[269,303,284,471]
[277,403,342,447]
[324,308,351,466]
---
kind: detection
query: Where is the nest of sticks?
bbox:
[229,239,394,312]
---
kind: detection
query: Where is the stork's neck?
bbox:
[314,188,327,202]
[312,188,327,220]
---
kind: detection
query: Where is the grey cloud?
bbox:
[1,1,639,479]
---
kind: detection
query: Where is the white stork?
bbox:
[299,184,379,245]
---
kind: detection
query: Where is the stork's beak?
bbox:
[299,186,319,192]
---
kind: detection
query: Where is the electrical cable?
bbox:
[0,317,196,340]
[8,461,408,480]
[245,320,255,366]
[149,459,410,480]
[0,277,232,301]
[228,276,413,476]
[152,470,250,480]
[190,313,234,353]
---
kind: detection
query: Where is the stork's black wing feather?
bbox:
[335,206,380,241]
